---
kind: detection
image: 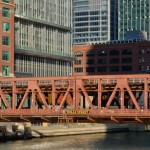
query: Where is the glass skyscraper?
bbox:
[118,0,150,40]
[73,0,118,45]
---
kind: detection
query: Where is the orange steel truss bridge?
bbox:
[1,74,150,124]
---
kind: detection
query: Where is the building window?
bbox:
[90,11,99,15]
[74,68,83,72]
[74,52,83,57]
[98,50,107,56]
[110,50,119,55]
[74,60,82,65]
[139,57,145,63]
[109,66,120,72]
[122,58,132,63]
[2,51,10,61]
[90,27,99,31]
[2,8,10,17]
[3,0,10,3]
[86,59,95,65]
[122,66,132,71]
[109,58,119,64]
[2,36,10,45]
[86,51,95,57]
[86,67,95,72]
[98,67,107,72]
[2,65,10,76]
[97,59,107,64]
[122,49,132,55]
[140,66,147,73]
[139,49,145,54]
[2,22,10,32]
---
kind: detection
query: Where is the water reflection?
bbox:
[1,132,150,150]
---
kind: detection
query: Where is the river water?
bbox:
[0,132,150,150]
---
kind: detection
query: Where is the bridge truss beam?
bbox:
[0,75,150,124]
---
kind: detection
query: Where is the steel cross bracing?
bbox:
[0,74,150,124]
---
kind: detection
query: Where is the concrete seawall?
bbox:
[29,123,129,138]
[26,123,129,137]
[128,124,150,132]
[0,123,129,140]
[2,123,150,140]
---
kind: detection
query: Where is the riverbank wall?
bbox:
[30,123,129,138]
[1,123,150,140]
[0,123,129,140]
[128,124,150,132]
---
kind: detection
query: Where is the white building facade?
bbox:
[14,0,73,77]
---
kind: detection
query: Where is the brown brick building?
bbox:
[0,0,15,77]
[73,40,150,76]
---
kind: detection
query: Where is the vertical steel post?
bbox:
[32,90,35,109]
[12,81,16,109]
[52,80,55,110]
[120,88,124,110]
[144,78,148,110]
[75,79,80,109]
[98,79,102,111]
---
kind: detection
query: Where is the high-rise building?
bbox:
[13,0,73,77]
[118,0,150,40]
[0,0,15,77]
[73,0,118,45]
